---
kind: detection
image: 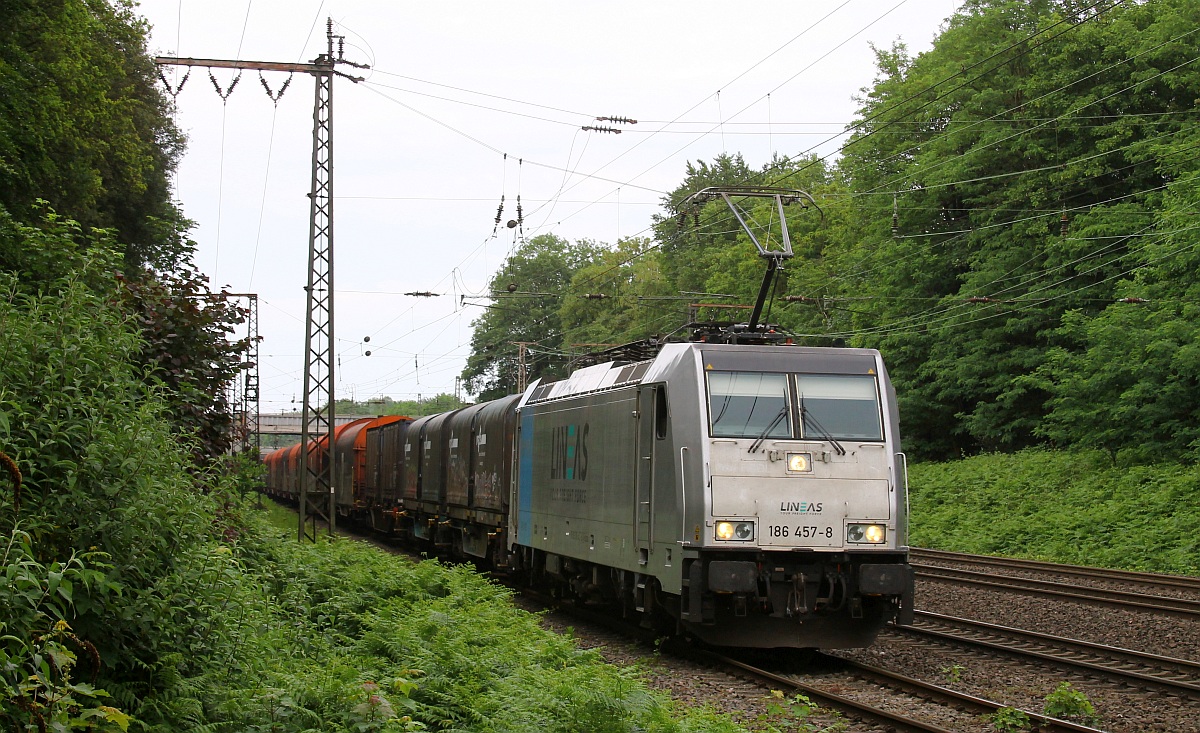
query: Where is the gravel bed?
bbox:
[526,597,995,732]
[829,577,1200,733]
[521,597,867,731]
[915,576,1200,662]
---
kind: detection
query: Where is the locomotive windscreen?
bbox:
[796,374,884,441]
[708,372,791,438]
[706,371,883,441]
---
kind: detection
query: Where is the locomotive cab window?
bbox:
[707,371,884,441]
[796,375,883,441]
[708,372,791,438]
[655,386,669,440]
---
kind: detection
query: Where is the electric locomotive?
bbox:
[509,340,913,648]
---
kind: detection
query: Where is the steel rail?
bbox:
[700,648,962,733]
[914,565,1200,619]
[700,648,1105,733]
[911,548,1200,594]
[829,657,1108,733]
[897,611,1200,697]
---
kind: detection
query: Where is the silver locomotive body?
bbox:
[512,343,913,648]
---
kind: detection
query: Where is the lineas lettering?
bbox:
[548,423,589,481]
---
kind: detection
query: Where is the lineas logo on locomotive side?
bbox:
[549,423,589,481]
[780,501,823,513]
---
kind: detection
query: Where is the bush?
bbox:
[908,449,1200,574]
[0,233,244,728]
[1042,682,1096,725]
[0,530,129,731]
[989,706,1029,732]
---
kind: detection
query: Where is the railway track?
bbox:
[894,610,1200,697]
[704,648,1105,733]
[911,548,1200,596]
[524,587,1108,732]
[912,563,1200,619]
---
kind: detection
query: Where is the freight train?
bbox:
[262,341,915,649]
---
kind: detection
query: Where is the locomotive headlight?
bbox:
[847,523,886,544]
[715,521,755,541]
[786,452,812,472]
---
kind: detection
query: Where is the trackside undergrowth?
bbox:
[909,449,1199,575]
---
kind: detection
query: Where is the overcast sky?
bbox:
[140,0,959,412]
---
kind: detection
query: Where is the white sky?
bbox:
[139,0,958,412]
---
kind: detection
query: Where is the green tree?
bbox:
[560,237,674,348]
[0,0,189,271]
[121,268,250,463]
[1032,124,1200,463]
[834,0,1200,458]
[461,234,600,400]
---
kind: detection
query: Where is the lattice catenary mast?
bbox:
[155,19,367,542]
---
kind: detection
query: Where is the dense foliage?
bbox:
[121,268,249,464]
[1,1,261,728]
[0,0,246,461]
[459,0,1200,465]
[0,240,230,729]
[909,449,1200,574]
[837,0,1200,461]
[0,0,189,272]
[214,509,751,733]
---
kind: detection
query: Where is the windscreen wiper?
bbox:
[749,405,789,454]
[799,396,846,456]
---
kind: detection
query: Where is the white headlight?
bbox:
[716,521,735,540]
[786,452,812,472]
[847,523,886,544]
[715,521,754,541]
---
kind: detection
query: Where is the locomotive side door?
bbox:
[634,385,659,564]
